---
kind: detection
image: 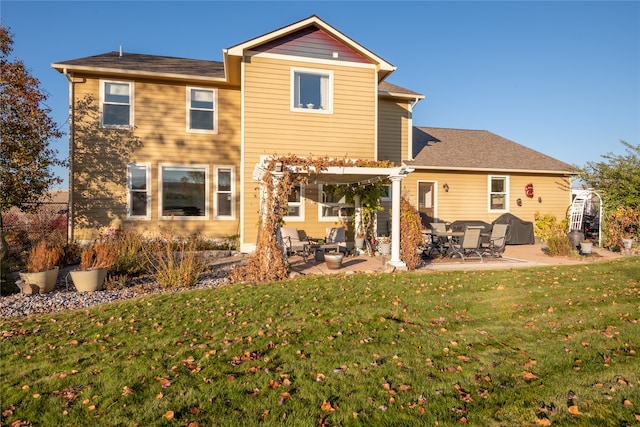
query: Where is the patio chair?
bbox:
[449,226,483,262]
[424,222,450,257]
[325,227,348,254]
[481,223,509,257]
[281,227,312,261]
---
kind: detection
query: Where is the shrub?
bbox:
[603,206,639,250]
[534,212,569,242]
[546,235,573,257]
[26,240,63,272]
[78,241,117,270]
[399,195,423,270]
[144,229,205,289]
[111,229,149,275]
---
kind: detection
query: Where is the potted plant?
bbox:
[377,235,391,256]
[354,230,366,250]
[579,239,593,255]
[70,241,116,292]
[19,241,64,294]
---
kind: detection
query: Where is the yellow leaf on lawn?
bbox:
[568,405,582,416]
[536,417,552,426]
[321,400,335,412]
[523,372,538,381]
[164,410,174,419]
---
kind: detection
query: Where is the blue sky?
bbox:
[2,1,639,190]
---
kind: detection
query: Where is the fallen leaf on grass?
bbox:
[568,405,582,416]
[163,410,174,419]
[536,417,552,426]
[321,400,336,412]
[523,372,538,381]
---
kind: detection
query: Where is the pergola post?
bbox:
[388,174,407,270]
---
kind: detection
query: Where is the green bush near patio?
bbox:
[1,258,639,426]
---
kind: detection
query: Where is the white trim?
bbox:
[186,87,217,134]
[158,163,210,220]
[54,64,227,83]
[214,165,235,220]
[99,79,133,129]
[407,165,576,175]
[126,162,151,220]
[250,51,378,70]
[239,58,247,251]
[488,175,510,213]
[290,67,334,114]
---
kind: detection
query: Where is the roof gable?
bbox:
[254,26,371,64]
[226,15,395,77]
[408,127,576,174]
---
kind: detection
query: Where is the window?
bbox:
[381,184,392,201]
[284,184,304,220]
[188,88,215,132]
[489,176,509,211]
[101,81,132,127]
[319,185,353,221]
[215,166,234,219]
[160,165,208,219]
[291,68,333,112]
[127,163,150,219]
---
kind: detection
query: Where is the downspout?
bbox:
[63,69,74,243]
[407,96,422,161]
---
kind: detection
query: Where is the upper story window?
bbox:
[291,68,333,113]
[188,88,216,132]
[283,184,304,221]
[127,163,151,219]
[101,80,133,128]
[159,164,208,219]
[319,184,353,221]
[489,176,509,212]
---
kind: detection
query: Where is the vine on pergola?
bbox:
[229,155,393,284]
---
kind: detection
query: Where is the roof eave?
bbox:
[405,164,579,175]
[378,90,425,100]
[51,63,228,83]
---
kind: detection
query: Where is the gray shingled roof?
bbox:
[378,81,423,98]
[407,127,576,173]
[53,51,420,96]
[52,51,226,78]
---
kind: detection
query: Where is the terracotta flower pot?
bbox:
[19,267,59,294]
[70,268,107,292]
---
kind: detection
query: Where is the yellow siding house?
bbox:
[52,15,576,256]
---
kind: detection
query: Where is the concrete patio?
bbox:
[286,243,629,276]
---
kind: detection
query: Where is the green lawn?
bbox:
[1,258,639,426]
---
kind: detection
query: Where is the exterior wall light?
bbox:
[443,183,449,192]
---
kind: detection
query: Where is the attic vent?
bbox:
[332,52,338,58]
